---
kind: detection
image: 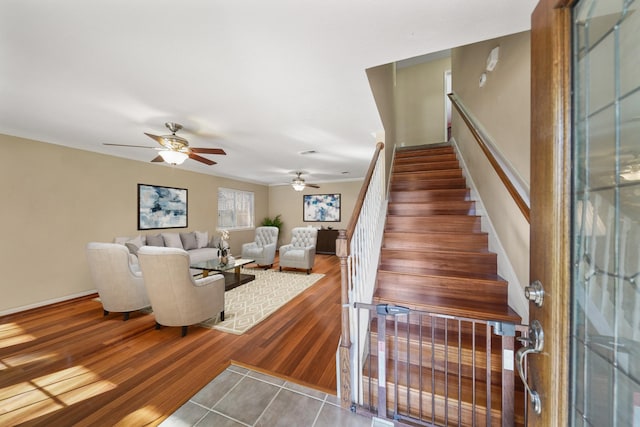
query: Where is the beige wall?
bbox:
[267,180,363,246]
[451,31,531,318]
[396,56,451,146]
[0,134,269,314]
[367,63,397,189]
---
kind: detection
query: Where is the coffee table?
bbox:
[191,258,255,291]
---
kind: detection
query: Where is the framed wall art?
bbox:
[138,184,188,230]
[303,193,341,222]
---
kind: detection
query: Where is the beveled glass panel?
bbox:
[620,1,640,96]
[588,32,615,114]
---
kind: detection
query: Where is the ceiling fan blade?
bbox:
[103,143,157,149]
[190,147,227,155]
[189,153,216,165]
[307,184,320,188]
[150,155,164,163]
[144,132,166,146]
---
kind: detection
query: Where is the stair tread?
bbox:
[377,268,504,282]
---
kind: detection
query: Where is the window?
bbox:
[217,188,254,230]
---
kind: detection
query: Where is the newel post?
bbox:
[336,229,352,409]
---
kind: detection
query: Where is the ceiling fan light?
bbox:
[291,179,306,191]
[159,150,188,165]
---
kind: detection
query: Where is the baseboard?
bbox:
[450,137,530,323]
[0,289,97,317]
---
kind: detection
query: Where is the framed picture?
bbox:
[138,184,188,230]
[303,193,341,222]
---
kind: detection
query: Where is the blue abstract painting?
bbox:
[138,184,188,230]
[303,193,341,222]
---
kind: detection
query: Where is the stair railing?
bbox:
[448,92,530,223]
[336,141,386,409]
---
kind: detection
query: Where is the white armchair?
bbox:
[137,246,225,337]
[86,242,151,320]
[279,227,318,274]
[241,226,279,269]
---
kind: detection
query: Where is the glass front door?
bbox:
[571,0,640,425]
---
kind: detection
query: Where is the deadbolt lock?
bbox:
[525,280,545,307]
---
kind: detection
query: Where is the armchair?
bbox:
[279,227,318,274]
[86,242,151,320]
[137,246,225,337]
[241,226,279,269]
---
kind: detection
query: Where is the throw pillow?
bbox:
[195,230,209,249]
[180,232,198,250]
[125,242,139,256]
[146,234,165,247]
[162,232,184,249]
[125,235,145,248]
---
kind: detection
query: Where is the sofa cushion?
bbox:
[180,232,198,250]
[195,230,209,249]
[146,234,165,247]
[162,232,184,249]
[188,248,219,264]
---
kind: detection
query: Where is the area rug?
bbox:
[198,268,324,335]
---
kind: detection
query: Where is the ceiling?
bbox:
[0,0,537,187]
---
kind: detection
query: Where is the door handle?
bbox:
[516,320,543,415]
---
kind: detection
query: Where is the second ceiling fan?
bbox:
[104,122,226,165]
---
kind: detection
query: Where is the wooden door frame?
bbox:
[529,0,575,425]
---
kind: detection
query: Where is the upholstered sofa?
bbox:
[115,231,220,265]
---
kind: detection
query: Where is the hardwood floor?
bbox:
[0,254,342,426]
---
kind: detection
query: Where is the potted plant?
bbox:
[261,214,283,231]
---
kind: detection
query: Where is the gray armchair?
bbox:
[137,246,225,337]
[241,226,279,269]
[86,242,151,320]
[279,227,318,274]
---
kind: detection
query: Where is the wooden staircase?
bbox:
[363,143,523,426]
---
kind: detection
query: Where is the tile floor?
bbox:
[160,364,395,427]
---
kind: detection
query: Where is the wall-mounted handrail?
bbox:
[448,92,531,223]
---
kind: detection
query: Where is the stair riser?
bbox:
[392,169,463,182]
[368,334,501,375]
[380,253,497,275]
[395,146,455,158]
[375,284,507,308]
[394,161,461,173]
[389,189,471,203]
[383,234,489,252]
[362,379,502,427]
[384,216,482,233]
[394,153,458,165]
[391,178,468,191]
[388,202,475,216]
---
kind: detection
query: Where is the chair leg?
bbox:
[279,266,282,272]
[123,312,130,321]
[103,310,109,317]
[306,269,310,275]
[155,322,162,330]
[181,326,188,337]
[220,310,225,321]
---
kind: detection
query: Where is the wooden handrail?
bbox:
[344,141,385,242]
[448,93,530,223]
